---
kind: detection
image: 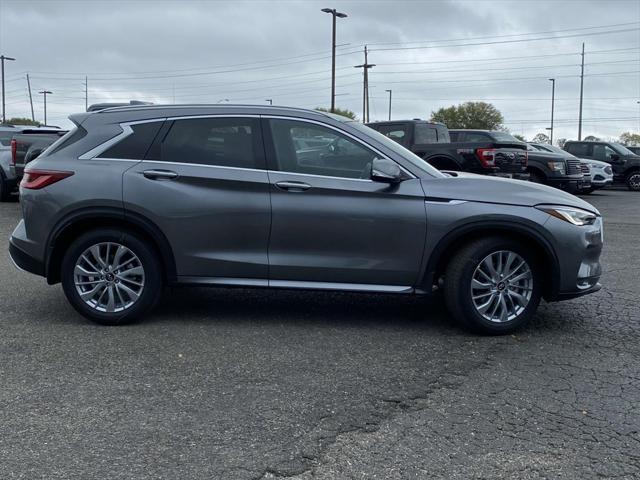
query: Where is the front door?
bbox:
[263,117,427,289]
[122,116,271,281]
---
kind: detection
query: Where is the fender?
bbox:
[419,217,561,299]
[46,206,177,284]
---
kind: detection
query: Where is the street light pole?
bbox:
[1,55,16,124]
[385,89,392,121]
[548,78,555,145]
[39,90,52,125]
[321,8,347,113]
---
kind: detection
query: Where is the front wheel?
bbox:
[626,171,640,191]
[61,229,162,325]
[444,237,542,334]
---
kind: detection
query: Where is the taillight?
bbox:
[20,169,74,190]
[476,148,496,168]
[10,139,17,166]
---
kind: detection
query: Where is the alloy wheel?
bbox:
[73,242,145,313]
[628,173,640,190]
[470,250,533,323]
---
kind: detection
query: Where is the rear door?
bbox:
[263,117,427,289]
[122,116,271,281]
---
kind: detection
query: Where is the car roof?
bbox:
[368,119,446,126]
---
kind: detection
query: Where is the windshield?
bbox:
[532,143,576,157]
[611,143,637,156]
[347,122,445,177]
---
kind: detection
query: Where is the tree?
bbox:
[430,102,504,130]
[532,133,550,144]
[5,117,40,126]
[619,132,640,146]
[513,134,526,142]
[583,135,600,142]
[556,138,567,148]
[315,107,357,120]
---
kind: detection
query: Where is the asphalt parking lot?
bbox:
[1,189,639,480]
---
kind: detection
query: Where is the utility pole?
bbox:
[321,8,347,113]
[265,99,273,105]
[548,78,555,145]
[385,89,392,121]
[26,74,35,122]
[1,54,16,124]
[84,76,88,111]
[354,46,375,123]
[39,90,52,125]
[578,43,585,141]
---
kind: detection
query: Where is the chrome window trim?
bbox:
[268,169,373,183]
[81,117,168,160]
[261,114,416,179]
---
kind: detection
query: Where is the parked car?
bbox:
[530,143,612,193]
[564,141,640,191]
[9,127,67,183]
[0,124,28,201]
[525,142,586,193]
[626,146,640,155]
[10,105,603,334]
[366,121,529,179]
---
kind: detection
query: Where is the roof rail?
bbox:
[87,100,153,112]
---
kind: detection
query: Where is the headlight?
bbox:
[547,161,565,174]
[536,205,597,226]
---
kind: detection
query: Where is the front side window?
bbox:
[268,119,378,179]
[150,117,259,169]
[592,144,617,161]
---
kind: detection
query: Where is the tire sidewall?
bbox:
[626,171,640,191]
[453,239,542,334]
[61,229,161,325]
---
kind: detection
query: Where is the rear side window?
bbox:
[39,126,86,158]
[565,143,590,157]
[149,117,260,169]
[414,125,438,144]
[102,122,162,159]
[449,131,460,142]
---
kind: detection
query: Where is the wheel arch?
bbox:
[46,207,177,285]
[420,220,560,301]
[425,154,461,171]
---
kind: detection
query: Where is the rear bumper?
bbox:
[9,240,45,276]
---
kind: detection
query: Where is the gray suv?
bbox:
[9,105,604,334]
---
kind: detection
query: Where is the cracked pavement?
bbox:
[1,189,638,479]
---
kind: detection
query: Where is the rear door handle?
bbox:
[143,169,178,180]
[275,181,311,192]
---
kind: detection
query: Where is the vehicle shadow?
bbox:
[149,285,457,333]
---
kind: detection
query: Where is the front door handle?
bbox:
[275,181,311,192]
[143,169,178,180]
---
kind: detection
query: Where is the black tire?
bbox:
[61,229,162,325]
[443,237,542,335]
[528,171,546,185]
[626,171,640,191]
[0,174,10,202]
[580,187,595,195]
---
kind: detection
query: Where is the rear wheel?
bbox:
[626,171,640,191]
[61,229,162,325]
[444,237,542,334]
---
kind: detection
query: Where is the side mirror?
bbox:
[610,153,621,162]
[371,157,403,183]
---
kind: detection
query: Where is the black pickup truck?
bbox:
[367,121,528,179]
[9,128,67,183]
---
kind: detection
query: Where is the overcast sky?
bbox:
[0,0,639,141]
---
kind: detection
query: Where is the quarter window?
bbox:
[102,122,162,159]
[149,117,259,169]
[268,119,379,179]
